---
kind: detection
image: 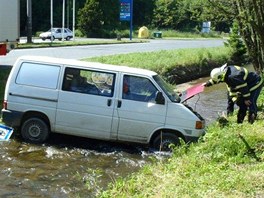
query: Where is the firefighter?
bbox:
[204,64,263,124]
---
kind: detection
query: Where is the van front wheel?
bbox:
[21,117,50,143]
[152,132,180,152]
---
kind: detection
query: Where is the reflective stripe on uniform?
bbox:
[235,82,247,90]
[243,68,248,80]
[249,77,263,92]
[243,93,250,97]
[229,91,237,97]
[232,97,237,102]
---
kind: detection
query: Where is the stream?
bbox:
[0,76,228,198]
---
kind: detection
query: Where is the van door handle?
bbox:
[117,100,122,108]
[107,99,112,106]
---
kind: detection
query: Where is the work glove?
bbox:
[203,81,213,87]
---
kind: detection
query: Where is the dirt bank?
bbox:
[165,63,216,84]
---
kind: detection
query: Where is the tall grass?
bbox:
[86,47,231,71]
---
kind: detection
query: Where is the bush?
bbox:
[224,21,248,65]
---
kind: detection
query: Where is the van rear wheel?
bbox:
[21,117,50,143]
[152,132,180,151]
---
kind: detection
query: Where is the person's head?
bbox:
[123,80,129,93]
[210,63,227,83]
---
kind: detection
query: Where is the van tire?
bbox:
[21,117,50,143]
[152,132,180,151]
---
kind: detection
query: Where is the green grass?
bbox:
[84,46,232,83]
[99,104,264,197]
[86,47,231,69]
[17,38,146,49]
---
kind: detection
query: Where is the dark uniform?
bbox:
[205,65,263,123]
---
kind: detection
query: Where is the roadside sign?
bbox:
[120,0,131,21]
[120,0,133,40]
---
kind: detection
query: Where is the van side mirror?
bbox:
[155,91,165,105]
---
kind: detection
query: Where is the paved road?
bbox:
[0,39,225,66]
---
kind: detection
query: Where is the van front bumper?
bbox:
[185,130,206,143]
[1,109,23,127]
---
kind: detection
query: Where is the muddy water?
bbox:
[0,76,228,198]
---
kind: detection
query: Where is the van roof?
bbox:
[16,55,157,76]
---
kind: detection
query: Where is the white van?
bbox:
[1,56,205,150]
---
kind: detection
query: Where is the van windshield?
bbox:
[153,75,181,103]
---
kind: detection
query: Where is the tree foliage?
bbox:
[233,0,264,72]
[78,0,119,38]
[192,0,264,71]
[152,0,198,30]
[224,20,247,65]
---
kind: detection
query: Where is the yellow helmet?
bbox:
[210,63,227,83]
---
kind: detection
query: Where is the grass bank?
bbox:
[99,109,264,197]
[84,46,232,84]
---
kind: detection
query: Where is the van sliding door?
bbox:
[55,67,117,140]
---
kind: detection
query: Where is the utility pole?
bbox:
[67,0,70,28]
[50,0,53,42]
[73,0,75,40]
[27,0,32,43]
[62,0,65,41]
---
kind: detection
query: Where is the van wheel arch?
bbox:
[20,111,51,143]
[21,111,50,127]
[150,129,185,151]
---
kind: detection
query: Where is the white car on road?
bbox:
[39,28,73,41]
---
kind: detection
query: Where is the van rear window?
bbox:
[16,62,60,89]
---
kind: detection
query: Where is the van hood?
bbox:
[180,83,204,103]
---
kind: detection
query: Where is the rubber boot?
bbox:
[248,112,256,124]
[237,111,246,124]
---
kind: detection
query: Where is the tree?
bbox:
[192,0,264,72]
[233,0,264,72]
[224,20,248,64]
[78,0,119,38]
[188,0,232,32]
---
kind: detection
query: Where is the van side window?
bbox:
[122,75,158,102]
[62,67,115,97]
[16,62,60,89]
